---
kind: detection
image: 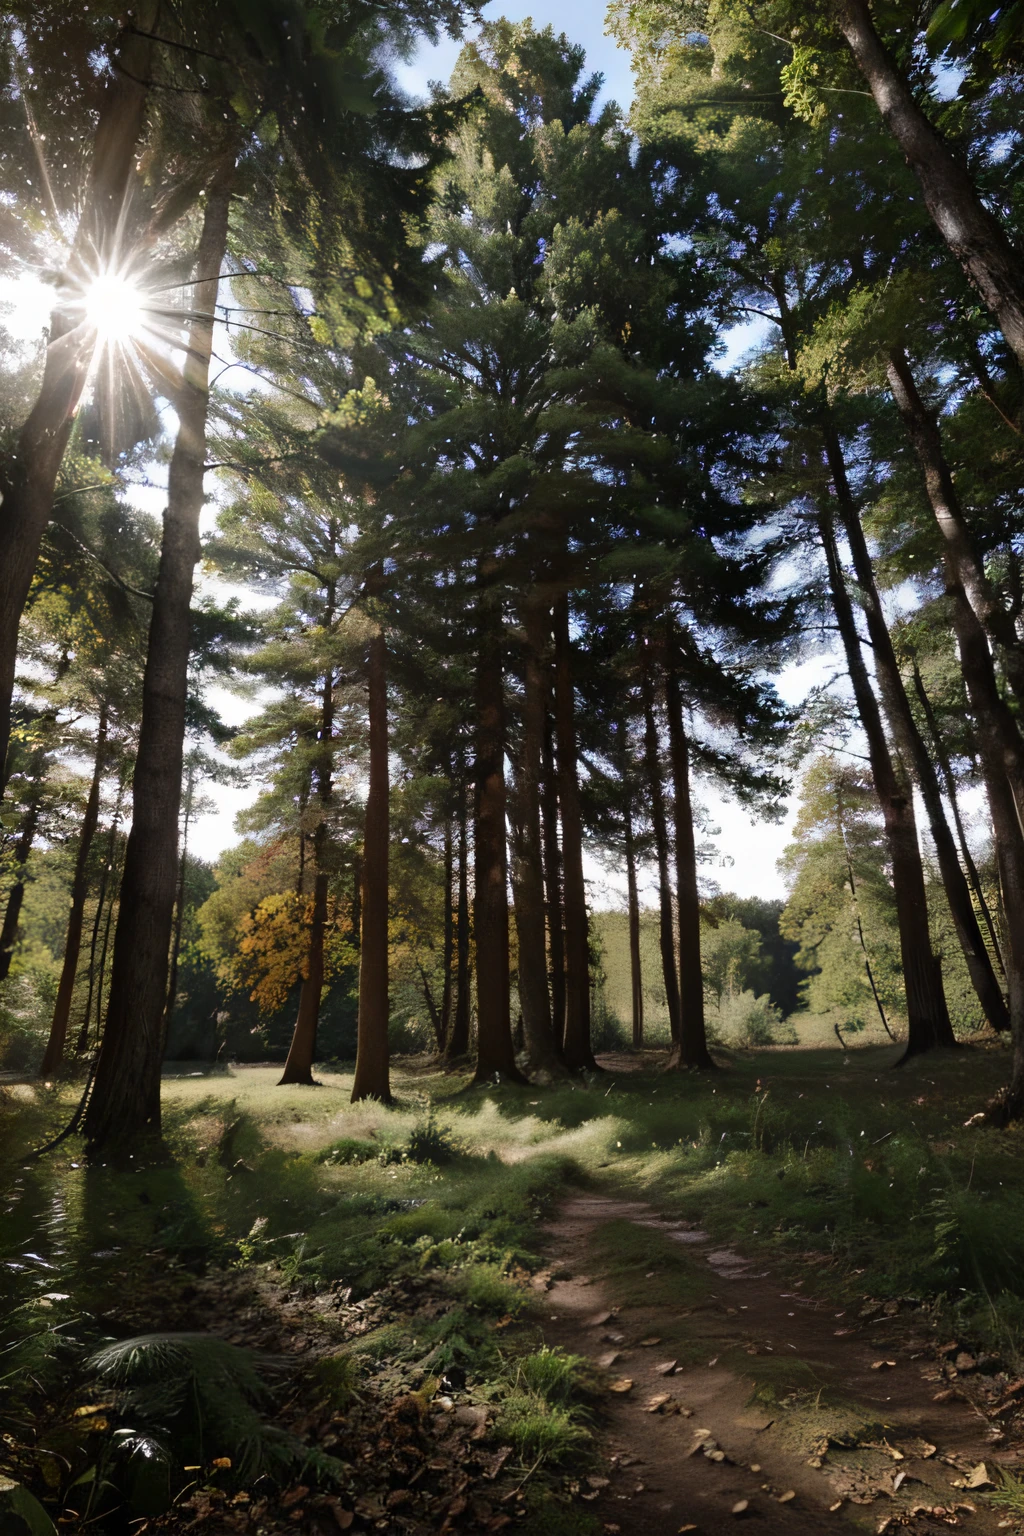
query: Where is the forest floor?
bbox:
[3,1042,1024,1536]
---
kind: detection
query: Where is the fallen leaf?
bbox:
[965,1462,994,1489]
[655,1359,678,1376]
[870,1360,896,1371]
[731,1500,749,1515]
[281,1484,309,1508]
[597,1351,620,1369]
[212,1457,232,1470]
[645,1394,672,1413]
[608,1378,634,1394]
[587,1311,613,1327]
[778,1491,795,1503]
[639,1336,662,1346]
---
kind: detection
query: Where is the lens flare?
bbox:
[82,270,147,347]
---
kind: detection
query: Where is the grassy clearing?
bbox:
[2,1039,1023,1528]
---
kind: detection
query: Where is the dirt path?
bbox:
[539,1193,1011,1536]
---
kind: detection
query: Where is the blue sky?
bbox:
[394,3,636,114]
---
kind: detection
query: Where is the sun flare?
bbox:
[82,270,147,347]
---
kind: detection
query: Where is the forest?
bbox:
[2,1,1024,1533]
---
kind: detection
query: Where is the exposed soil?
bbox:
[538,1193,1018,1536]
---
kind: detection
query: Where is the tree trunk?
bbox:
[446,769,471,1060]
[352,622,392,1101]
[884,362,1024,1109]
[0,794,41,982]
[624,791,644,1049]
[664,637,716,1070]
[541,710,566,1047]
[278,864,326,1082]
[440,812,454,1052]
[640,632,683,1046]
[823,422,1010,1034]
[554,592,596,1072]
[41,706,109,1074]
[886,349,1024,702]
[471,588,526,1084]
[836,0,1024,369]
[511,597,564,1076]
[163,753,197,1049]
[83,164,234,1154]
[78,769,126,1054]
[818,502,957,1057]
[912,660,1005,975]
[0,10,158,789]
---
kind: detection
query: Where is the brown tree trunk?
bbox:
[163,752,197,1048]
[554,592,596,1072]
[511,597,564,1076]
[823,422,1010,1033]
[471,589,526,1084]
[41,706,109,1074]
[440,812,454,1052]
[0,793,42,982]
[624,792,644,1049]
[84,163,234,1153]
[886,349,1024,702]
[0,10,158,789]
[447,769,471,1060]
[78,769,126,1054]
[664,635,716,1070]
[836,0,1024,369]
[541,710,566,1047]
[352,622,392,1101]
[818,503,957,1057]
[640,632,682,1046]
[283,630,337,1090]
[911,660,1005,975]
[884,360,1024,1108]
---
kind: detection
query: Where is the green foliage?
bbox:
[87,1332,342,1487]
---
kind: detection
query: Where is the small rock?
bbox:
[731,1500,749,1516]
[608,1378,634,1394]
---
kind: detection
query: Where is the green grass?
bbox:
[2,1041,1024,1528]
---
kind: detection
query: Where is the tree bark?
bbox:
[541,709,566,1047]
[664,635,716,1070]
[440,811,454,1052]
[836,0,1024,369]
[41,706,109,1074]
[0,10,158,789]
[818,502,957,1057]
[624,789,644,1049]
[163,751,197,1049]
[554,592,596,1072]
[446,768,472,1060]
[823,422,1010,1033]
[640,632,683,1046]
[0,793,42,982]
[886,348,1024,703]
[911,660,1005,975]
[471,588,526,1084]
[84,163,234,1153]
[352,620,392,1101]
[511,597,564,1076]
[884,359,1024,1109]
[78,769,126,1054]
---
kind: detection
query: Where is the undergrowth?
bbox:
[2,1043,1023,1530]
